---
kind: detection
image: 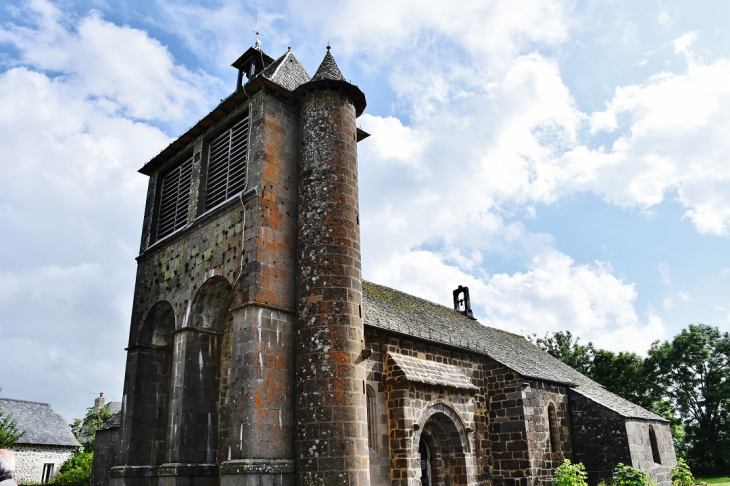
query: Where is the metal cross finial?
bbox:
[327,39,330,51]
[253,12,263,49]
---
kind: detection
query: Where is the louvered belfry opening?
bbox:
[206,114,249,209]
[157,156,193,240]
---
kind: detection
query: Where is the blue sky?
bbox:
[0,0,729,422]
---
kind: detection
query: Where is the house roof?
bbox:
[362,281,667,422]
[0,398,81,447]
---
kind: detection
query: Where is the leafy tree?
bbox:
[613,463,656,486]
[70,405,115,453]
[51,451,93,486]
[0,387,24,448]
[553,459,588,486]
[670,458,694,486]
[648,324,730,475]
[531,330,595,376]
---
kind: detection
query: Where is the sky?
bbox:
[1,0,729,422]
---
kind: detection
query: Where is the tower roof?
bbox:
[295,47,366,117]
[311,48,346,82]
[258,49,311,91]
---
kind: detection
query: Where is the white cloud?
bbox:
[371,249,662,354]
[0,0,219,123]
[0,0,216,420]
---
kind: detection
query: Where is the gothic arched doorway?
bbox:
[414,403,473,486]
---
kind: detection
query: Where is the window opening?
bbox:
[366,385,377,451]
[548,403,559,453]
[206,115,249,209]
[41,463,54,483]
[649,425,661,464]
[157,156,193,240]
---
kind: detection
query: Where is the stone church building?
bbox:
[93,45,677,486]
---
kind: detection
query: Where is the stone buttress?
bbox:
[293,49,370,486]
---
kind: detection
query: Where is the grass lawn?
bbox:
[696,476,730,486]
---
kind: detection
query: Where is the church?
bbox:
[91,43,677,486]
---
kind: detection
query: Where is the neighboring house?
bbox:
[1,398,80,484]
[95,43,678,486]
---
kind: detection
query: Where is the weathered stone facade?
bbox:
[11,445,76,484]
[95,45,677,486]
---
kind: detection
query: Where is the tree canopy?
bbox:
[532,324,730,475]
[0,388,24,448]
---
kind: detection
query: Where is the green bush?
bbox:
[671,458,694,486]
[613,463,656,486]
[51,451,93,486]
[554,459,589,486]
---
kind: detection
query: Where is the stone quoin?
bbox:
[93,43,677,486]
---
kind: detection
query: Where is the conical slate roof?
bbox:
[311,48,346,82]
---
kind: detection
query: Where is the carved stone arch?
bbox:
[139,300,175,347]
[413,401,471,455]
[413,401,474,486]
[185,275,234,331]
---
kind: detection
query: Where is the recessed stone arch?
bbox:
[167,276,234,465]
[413,402,475,486]
[120,300,175,468]
[185,275,234,332]
[139,300,175,347]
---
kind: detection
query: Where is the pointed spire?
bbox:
[311,47,346,82]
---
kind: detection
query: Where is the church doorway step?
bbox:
[414,405,472,486]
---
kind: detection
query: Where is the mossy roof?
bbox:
[0,398,81,447]
[362,281,667,422]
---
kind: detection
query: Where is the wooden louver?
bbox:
[205,115,249,209]
[157,156,193,241]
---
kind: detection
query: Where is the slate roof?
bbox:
[311,49,346,82]
[388,352,478,391]
[0,398,81,447]
[362,281,667,422]
[258,49,311,91]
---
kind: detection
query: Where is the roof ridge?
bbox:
[0,397,51,406]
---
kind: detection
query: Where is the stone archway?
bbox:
[413,403,474,486]
[167,276,233,465]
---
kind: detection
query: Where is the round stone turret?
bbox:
[293,49,369,486]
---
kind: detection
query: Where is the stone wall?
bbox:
[10,444,76,484]
[522,381,572,486]
[625,420,676,486]
[365,328,489,486]
[570,391,631,485]
[92,427,120,486]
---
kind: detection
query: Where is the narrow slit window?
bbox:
[366,385,377,451]
[206,115,249,209]
[649,425,661,464]
[548,403,559,453]
[157,156,193,240]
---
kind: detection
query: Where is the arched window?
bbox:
[366,385,377,451]
[548,403,559,453]
[649,425,661,464]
